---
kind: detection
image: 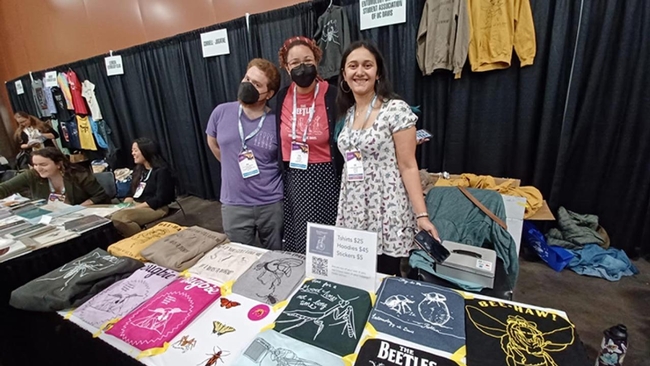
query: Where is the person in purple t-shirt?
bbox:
[206,59,283,250]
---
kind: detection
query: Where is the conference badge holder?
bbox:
[345,150,364,181]
[239,150,260,178]
[289,142,309,170]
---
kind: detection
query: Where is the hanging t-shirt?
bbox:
[9,248,143,311]
[82,80,103,120]
[75,115,97,150]
[89,117,108,149]
[232,251,305,305]
[49,119,70,154]
[280,80,331,163]
[66,70,89,115]
[370,278,466,356]
[140,226,229,272]
[187,242,265,285]
[31,79,50,118]
[464,298,588,366]
[51,86,74,121]
[42,81,57,115]
[355,338,460,366]
[147,294,279,366]
[233,330,345,366]
[108,222,184,262]
[106,276,221,352]
[57,72,74,110]
[273,279,371,356]
[74,263,178,328]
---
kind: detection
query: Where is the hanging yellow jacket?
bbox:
[467,0,536,72]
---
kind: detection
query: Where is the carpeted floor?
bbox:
[165,196,650,364]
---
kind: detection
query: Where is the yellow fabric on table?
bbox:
[108,222,184,261]
[434,173,543,218]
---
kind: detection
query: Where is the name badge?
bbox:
[48,193,66,203]
[289,141,309,170]
[239,150,260,178]
[345,150,364,181]
[133,182,146,198]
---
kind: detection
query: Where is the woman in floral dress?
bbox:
[335,40,440,275]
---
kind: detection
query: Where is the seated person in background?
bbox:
[111,137,175,237]
[0,147,109,205]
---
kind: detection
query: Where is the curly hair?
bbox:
[247,58,281,95]
[278,36,323,69]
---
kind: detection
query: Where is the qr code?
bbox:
[312,257,329,276]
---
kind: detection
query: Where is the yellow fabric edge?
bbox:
[261,322,276,332]
[63,308,75,320]
[273,299,289,312]
[364,322,378,337]
[220,280,235,297]
[451,345,466,363]
[342,353,356,365]
[136,342,170,359]
[459,291,474,300]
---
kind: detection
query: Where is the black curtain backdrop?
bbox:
[249,2,315,87]
[5,1,649,256]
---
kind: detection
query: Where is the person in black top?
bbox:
[111,137,175,237]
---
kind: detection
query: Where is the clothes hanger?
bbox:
[327,0,333,11]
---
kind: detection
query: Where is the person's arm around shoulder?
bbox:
[0,170,35,199]
[391,100,440,240]
[77,171,110,206]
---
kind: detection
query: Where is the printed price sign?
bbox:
[15,80,24,95]
[44,71,58,87]
[360,0,407,30]
[200,29,230,58]
[306,223,377,292]
[104,55,124,76]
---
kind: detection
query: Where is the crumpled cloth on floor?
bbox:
[547,206,610,249]
[420,172,543,218]
[566,244,639,281]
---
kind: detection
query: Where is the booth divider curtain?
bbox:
[5,0,649,256]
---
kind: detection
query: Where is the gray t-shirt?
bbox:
[10,248,143,311]
[233,251,305,305]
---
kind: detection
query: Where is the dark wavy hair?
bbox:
[336,40,399,118]
[131,137,170,193]
[30,147,85,175]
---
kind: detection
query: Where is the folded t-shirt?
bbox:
[232,251,305,305]
[233,330,344,366]
[108,222,184,261]
[355,338,460,366]
[10,248,143,311]
[187,243,265,285]
[147,294,279,365]
[74,263,178,328]
[370,277,466,355]
[273,279,371,356]
[106,276,221,351]
[140,226,229,271]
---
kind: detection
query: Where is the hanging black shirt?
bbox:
[51,86,74,121]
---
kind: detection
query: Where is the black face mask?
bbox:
[290,63,317,88]
[238,82,260,105]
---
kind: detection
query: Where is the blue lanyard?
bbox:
[238,104,267,151]
[291,83,320,143]
[347,94,378,149]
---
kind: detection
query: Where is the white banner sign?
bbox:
[360,0,407,30]
[15,80,24,95]
[44,71,58,87]
[104,55,124,76]
[306,223,377,292]
[201,29,230,58]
